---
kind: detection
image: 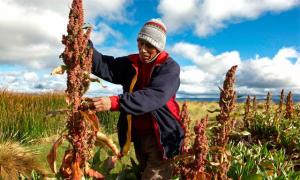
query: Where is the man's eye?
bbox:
[138,41,153,49]
[145,43,153,48]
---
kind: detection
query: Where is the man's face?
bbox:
[138,39,159,63]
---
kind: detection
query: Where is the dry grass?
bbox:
[179,101,219,127]
[0,90,66,141]
[0,141,48,179]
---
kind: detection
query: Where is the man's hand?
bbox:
[91,97,111,112]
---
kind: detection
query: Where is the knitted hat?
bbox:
[137,18,167,51]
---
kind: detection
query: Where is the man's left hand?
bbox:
[91,97,111,112]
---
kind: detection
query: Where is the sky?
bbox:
[0,0,300,98]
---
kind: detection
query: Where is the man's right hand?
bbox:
[91,97,111,112]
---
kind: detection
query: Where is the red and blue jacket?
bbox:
[91,46,184,159]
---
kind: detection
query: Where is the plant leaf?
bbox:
[207,109,221,113]
[71,160,83,180]
[47,135,65,173]
[209,161,220,166]
[59,149,73,178]
[51,65,67,75]
[231,130,251,136]
[103,156,118,172]
[80,111,100,132]
[82,23,93,29]
[95,132,120,156]
[83,72,107,88]
[193,171,212,180]
[85,168,105,180]
[242,174,263,180]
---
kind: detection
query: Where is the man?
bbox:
[90,18,184,179]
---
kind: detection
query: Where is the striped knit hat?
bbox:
[137,18,167,51]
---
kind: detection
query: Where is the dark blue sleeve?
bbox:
[92,45,133,85]
[119,59,180,115]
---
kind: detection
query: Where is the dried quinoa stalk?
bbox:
[180,102,192,154]
[273,89,284,127]
[285,91,294,119]
[173,115,210,180]
[244,95,251,128]
[212,65,237,180]
[252,95,257,114]
[192,115,209,177]
[264,92,271,114]
[215,65,237,147]
[277,89,285,116]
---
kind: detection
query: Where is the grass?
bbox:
[0,91,66,142]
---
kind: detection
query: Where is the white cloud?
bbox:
[178,66,218,96]
[172,42,300,95]
[239,47,300,89]
[157,0,198,31]
[0,0,66,68]
[172,42,241,75]
[158,0,300,36]
[0,0,131,69]
[24,72,38,82]
[85,81,123,97]
[85,0,132,22]
[0,71,65,92]
[180,66,206,85]
[91,23,127,46]
[6,0,131,22]
[0,70,122,96]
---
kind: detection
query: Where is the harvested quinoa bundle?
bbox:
[47,0,120,179]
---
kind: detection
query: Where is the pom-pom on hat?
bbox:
[137,18,167,51]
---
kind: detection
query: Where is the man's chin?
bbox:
[141,57,150,63]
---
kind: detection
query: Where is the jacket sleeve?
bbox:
[119,59,180,115]
[91,43,132,85]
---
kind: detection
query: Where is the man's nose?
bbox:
[141,46,147,53]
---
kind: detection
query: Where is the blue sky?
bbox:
[0,0,299,98]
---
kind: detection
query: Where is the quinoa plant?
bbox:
[244,95,251,129]
[173,115,210,180]
[192,115,210,179]
[277,90,284,118]
[210,65,237,180]
[285,91,294,119]
[47,0,119,179]
[273,89,284,128]
[180,102,192,154]
[252,95,257,114]
[264,92,271,115]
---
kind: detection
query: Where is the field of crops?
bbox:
[0,89,299,179]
